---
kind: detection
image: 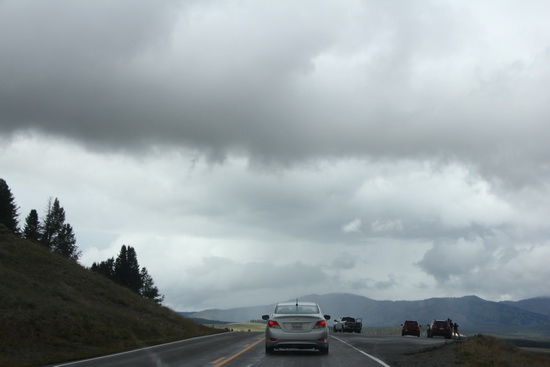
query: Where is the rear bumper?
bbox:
[429,330,451,337]
[265,328,329,349]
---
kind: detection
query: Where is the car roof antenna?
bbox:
[295,298,298,307]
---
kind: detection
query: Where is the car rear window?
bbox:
[275,305,319,314]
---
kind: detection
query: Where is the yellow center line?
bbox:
[212,337,265,367]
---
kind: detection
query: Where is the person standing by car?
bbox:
[453,322,459,339]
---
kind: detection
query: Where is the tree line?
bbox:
[91,245,164,303]
[1,178,79,260]
[0,178,163,303]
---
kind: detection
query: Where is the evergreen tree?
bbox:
[114,245,142,293]
[140,267,164,304]
[91,257,116,279]
[39,197,65,249]
[22,209,40,241]
[38,197,81,261]
[0,178,19,234]
[52,223,80,261]
[91,245,164,304]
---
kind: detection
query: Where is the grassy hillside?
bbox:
[455,334,550,366]
[0,225,223,367]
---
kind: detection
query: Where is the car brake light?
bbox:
[314,320,327,329]
[267,320,280,328]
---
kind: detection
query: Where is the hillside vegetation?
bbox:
[394,334,550,367]
[0,225,223,367]
[455,334,550,366]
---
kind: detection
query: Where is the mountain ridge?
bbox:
[189,292,550,338]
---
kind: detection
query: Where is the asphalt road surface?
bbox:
[53,332,449,367]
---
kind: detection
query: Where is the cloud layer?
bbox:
[2,0,550,310]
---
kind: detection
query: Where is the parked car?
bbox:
[401,320,420,337]
[427,320,452,339]
[262,301,331,354]
[333,316,363,333]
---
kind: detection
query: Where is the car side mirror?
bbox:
[324,315,331,320]
[262,315,269,320]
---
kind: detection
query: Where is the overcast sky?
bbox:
[2,0,550,311]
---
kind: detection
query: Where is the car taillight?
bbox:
[267,320,280,328]
[314,320,327,329]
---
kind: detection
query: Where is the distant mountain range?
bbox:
[187,293,550,338]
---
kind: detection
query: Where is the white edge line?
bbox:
[53,332,230,366]
[332,336,391,367]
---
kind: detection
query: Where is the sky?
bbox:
[1,0,550,311]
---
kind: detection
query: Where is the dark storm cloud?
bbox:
[0,0,334,156]
[2,0,550,186]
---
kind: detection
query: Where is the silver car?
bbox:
[262,301,331,354]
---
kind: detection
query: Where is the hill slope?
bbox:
[0,225,222,367]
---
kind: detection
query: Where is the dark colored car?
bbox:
[401,320,420,337]
[427,320,452,339]
[333,316,363,333]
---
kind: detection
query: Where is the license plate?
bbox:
[291,323,303,330]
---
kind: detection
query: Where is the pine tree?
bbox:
[0,178,19,234]
[39,198,65,249]
[91,258,116,279]
[91,245,164,304]
[22,209,40,241]
[140,267,164,304]
[114,245,142,293]
[52,223,81,261]
[38,197,81,261]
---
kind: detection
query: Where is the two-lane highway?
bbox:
[54,331,449,367]
[54,333,262,367]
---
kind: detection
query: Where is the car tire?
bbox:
[265,345,274,354]
[320,346,329,355]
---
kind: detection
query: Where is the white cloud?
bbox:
[342,219,362,234]
[371,220,403,233]
[2,0,550,310]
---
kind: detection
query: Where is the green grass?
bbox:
[0,225,224,367]
[209,322,266,332]
[455,334,550,366]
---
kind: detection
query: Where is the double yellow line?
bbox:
[211,337,265,367]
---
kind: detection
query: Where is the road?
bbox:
[53,332,449,367]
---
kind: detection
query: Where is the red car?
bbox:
[401,320,420,337]
[427,320,452,339]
